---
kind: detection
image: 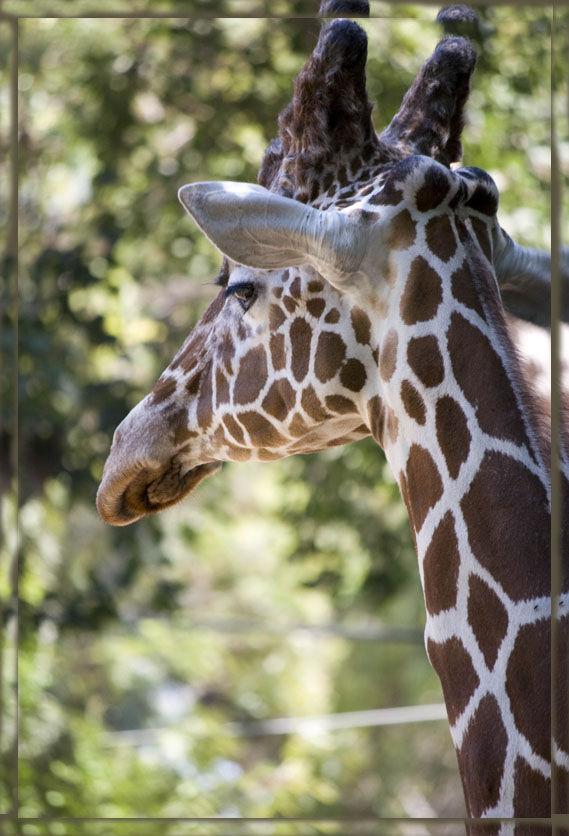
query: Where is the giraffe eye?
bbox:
[225,282,257,311]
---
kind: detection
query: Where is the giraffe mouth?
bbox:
[96,459,222,526]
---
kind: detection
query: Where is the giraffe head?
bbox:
[97,19,503,526]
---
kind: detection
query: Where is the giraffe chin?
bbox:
[96,460,223,526]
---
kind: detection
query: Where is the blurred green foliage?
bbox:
[1,6,556,826]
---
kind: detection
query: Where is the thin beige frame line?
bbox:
[10,814,558,822]
[3,822,558,836]
[10,5,563,830]
[0,11,19,823]
[551,6,560,818]
[0,18,7,818]
[0,0,562,18]
[16,4,555,824]
[2,819,558,836]
[551,4,569,822]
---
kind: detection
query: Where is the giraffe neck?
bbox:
[367,236,551,819]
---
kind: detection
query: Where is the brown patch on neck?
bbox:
[457,694,507,817]
[427,636,479,725]
[406,335,444,388]
[447,312,534,451]
[435,395,471,479]
[425,214,457,262]
[460,451,550,601]
[452,238,550,468]
[400,256,443,325]
[512,757,551,817]
[506,620,551,763]
[450,257,486,320]
[402,444,443,534]
[467,575,508,670]
[422,511,460,615]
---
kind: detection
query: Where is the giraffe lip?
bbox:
[97,460,222,526]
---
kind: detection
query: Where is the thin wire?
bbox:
[117,616,425,644]
[103,702,448,746]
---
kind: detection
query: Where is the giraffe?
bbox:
[96,9,567,831]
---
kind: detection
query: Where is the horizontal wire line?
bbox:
[226,703,449,736]
[116,618,425,644]
[103,703,448,746]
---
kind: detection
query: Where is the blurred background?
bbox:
[0,5,562,830]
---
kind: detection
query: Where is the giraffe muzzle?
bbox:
[96,457,222,526]
[97,395,223,525]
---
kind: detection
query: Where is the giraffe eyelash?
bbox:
[224,282,258,311]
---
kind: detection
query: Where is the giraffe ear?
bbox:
[178,181,369,284]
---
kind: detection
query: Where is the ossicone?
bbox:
[319,0,370,17]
